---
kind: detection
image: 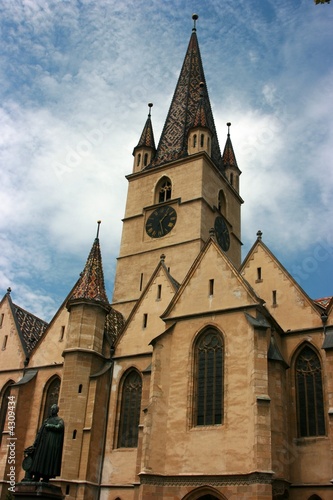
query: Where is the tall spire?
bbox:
[151,15,223,170]
[67,222,109,309]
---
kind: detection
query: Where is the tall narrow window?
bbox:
[2,335,8,350]
[257,267,262,281]
[137,154,141,167]
[200,134,204,147]
[157,177,172,203]
[59,326,65,341]
[157,284,162,300]
[194,329,223,426]
[0,314,4,327]
[42,377,61,422]
[209,279,214,296]
[193,134,197,147]
[117,371,142,448]
[230,173,234,186]
[144,153,148,166]
[139,273,143,291]
[218,190,226,215]
[143,313,148,328]
[296,345,325,437]
[272,290,277,306]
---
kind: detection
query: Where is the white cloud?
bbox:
[0,0,332,319]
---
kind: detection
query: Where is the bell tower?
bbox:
[112,15,243,318]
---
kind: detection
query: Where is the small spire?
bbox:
[192,13,198,32]
[96,220,101,239]
[227,122,231,137]
[148,102,153,117]
[257,230,263,241]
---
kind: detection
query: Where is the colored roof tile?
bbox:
[69,237,109,306]
[150,30,222,170]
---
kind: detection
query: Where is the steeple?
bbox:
[151,15,223,171]
[132,103,156,172]
[188,81,213,156]
[67,222,109,311]
[222,122,241,192]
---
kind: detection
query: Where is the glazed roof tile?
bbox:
[314,296,332,309]
[69,237,109,306]
[6,291,48,355]
[134,114,156,151]
[222,133,239,170]
[150,30,222,171]
[104,307,125,346]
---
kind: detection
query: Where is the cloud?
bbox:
[0,0,332,319]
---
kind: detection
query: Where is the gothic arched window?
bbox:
[295,345,325,437]
[194,329,224,426]
[157,177,172,203]
[117,370,142,448]
[42,377,61,422]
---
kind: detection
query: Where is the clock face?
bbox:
[214,216,230,251]
[146,205,177,238]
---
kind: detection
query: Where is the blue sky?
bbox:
[0,0,332,321]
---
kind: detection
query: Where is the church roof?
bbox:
[5,289,48,355]
[222,124,240,172]
[104,307,125,346]
[150,25,223,171]
[68,231,109,308]
[134,104,156,152]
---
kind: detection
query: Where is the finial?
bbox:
[209,227,216,238]
[96,220,101,239]
[227,122,231,137]
[160,253,165,262]
[257,230,262,240]
[192,13,198,31]
[148,102,153,117]
[7,287,11,295]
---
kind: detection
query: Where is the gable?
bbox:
[0,296,27,371]
[164,240,259,321]
[241,242,321,331]
[115,264,177,357]
[28,305,69,367]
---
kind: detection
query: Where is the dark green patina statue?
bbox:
[23,404,64,482]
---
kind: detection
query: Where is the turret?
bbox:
[132,103,156,172]
[222,122,241,193]
[188,82,213,157]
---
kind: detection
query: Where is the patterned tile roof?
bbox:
[314,296,332,309]
[192,88,209,128]
[6,291,48,354]
[134,112,156,151]
[104,307,125,346]
[69,237,109,306]
[150,29,223,171]
[222,131,239,170]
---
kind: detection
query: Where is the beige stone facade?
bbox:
[1,22,333,500]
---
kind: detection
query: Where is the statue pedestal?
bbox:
[14,482,64,500]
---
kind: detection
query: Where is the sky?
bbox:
[0,0,332,321]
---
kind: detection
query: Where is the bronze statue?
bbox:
[23,404,64,482]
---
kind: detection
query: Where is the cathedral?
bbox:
[0,16,333,500]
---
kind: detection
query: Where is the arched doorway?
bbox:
[182,486,227,500]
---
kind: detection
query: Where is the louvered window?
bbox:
[194,330,223,426]
[296,346,325,437]
[118,371,142,447]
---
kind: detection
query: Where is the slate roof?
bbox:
[149,28,223,171]
[68,237,109,307]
